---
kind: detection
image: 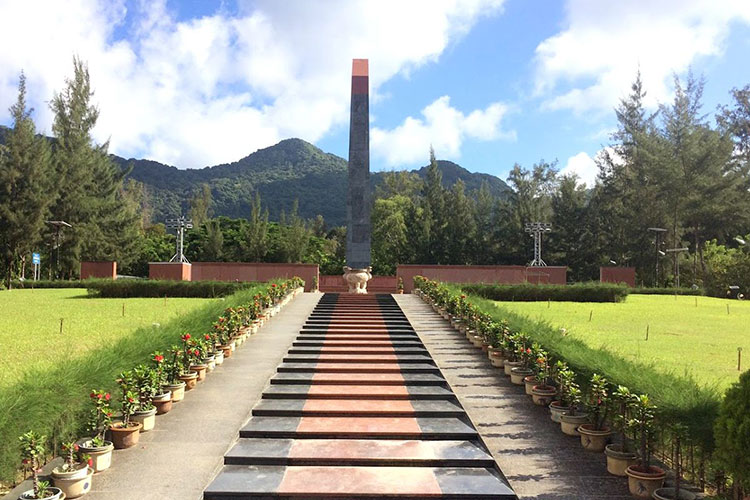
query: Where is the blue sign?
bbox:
[32,253,40,265]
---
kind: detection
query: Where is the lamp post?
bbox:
[45,220,72,280]
[665,247,689,288]
[524,222,552,266]
[648,227,667,286]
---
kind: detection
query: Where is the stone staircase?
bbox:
[203,293,516,499]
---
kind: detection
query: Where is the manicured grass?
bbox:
[0,286,264,482]
[495,294,750,390]
[0,289,215,390]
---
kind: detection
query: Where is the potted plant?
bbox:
[397,277,404,294]
[186,337,208,382]
[530,351,557,406]
[109,372,143,449]
[130,364,158,431]
[487,321,506,367]
[77,390,114,472]
[162,347,187,402]
[625,394,666,498]
[213,320,233,359]
[502,333,523,376]
[578,373,613,451]
[549,361,573,422]
[522,343,543,395]
[149,352,172,414]
[652,425,696,500]
[18,431,63,500]
[605,385,638,476]
[559,384,588,436]
[509,335,534,385]
[51,442,94,498]
[177,334,199,389]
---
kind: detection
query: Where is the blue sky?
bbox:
[2,0,750,186]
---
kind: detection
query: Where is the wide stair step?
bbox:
[203,293,516,499]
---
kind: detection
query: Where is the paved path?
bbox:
[204,293,516,498]
[8,292,321,500]
[395,294,632,500]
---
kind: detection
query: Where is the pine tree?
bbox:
[48,57,141,277]
[422,148,447,263]
[445,179,476,264]
[189,184,213,227]
[0,72,52,287]
[244,192,268,262]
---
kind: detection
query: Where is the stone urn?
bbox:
[343,266,372,294]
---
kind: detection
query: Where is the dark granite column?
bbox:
[346,59,371,269]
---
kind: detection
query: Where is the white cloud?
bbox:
[371,96,515,166]
[534,0,750,114]
[561,151,598,187]
[0,0,505,168]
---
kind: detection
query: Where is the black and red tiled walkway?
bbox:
[204,293,516,499]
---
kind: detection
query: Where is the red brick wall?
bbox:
[526,266,567,285]
[80,261,117,280]
[600,267,636,287]
[149,262,192,281]
[319,275,398,293]
[190,262,319,292]
[397,265,568,292]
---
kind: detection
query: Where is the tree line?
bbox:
[2,64,749,294]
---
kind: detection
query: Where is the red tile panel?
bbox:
[278,466,441,495]
[296,417,420,435]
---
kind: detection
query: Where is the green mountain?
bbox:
[0,127,510,226]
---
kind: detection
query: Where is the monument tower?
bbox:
[343,58,372,293]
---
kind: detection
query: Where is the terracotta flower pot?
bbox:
[153,391,172,415]
[578,424,612,452]
[19,487,63,499]
[560,412,589,436]
[214,350,225,365]
[504,360,522,376]
[220,344,232,358]
[510,367,533,385]
[179,371,198,390]
[490,353,505,368]
[523,375,538,395]
[52,465,93,498]
[625,465,666,498]
[604,444,637,476]
[471,335,484,348]
[652,487,697,500]
[548,400,571,423]
[76,439,113,473]
[131,407,157,432]
[163,382,185,402]
[109,421,142,449]
[531,385,557,406]
[190,364,208,382]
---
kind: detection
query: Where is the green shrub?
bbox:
[9,279,92,289]
[461,282,629,303]
[714,370,750,494]
[632,287,703,296]
[86,280,257,298]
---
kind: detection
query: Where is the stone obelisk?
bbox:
[343,58,372,293]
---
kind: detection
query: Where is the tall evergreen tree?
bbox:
[0,73,52,287]
[278,200,310,263]
[422,148,447,263]
[189,184,213,227]
[444,179,476,264]
[244,192,268,262]
[49,57,140,277]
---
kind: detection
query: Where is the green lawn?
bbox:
[0,289,216,389]
[496,294,750,390]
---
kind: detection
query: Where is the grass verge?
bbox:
[0,285,265,482]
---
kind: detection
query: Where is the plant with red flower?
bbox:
[115,370,139,427]
[86,389,113,447]
[57,441,87,473]
[584,373,610,431]
[19,430,47,497]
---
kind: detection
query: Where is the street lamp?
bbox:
[648,227,667,286]
[524,222,552,266]
[665,247,689,288]
[45,220,72,280]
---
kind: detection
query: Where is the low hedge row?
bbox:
[461,282,629,303]
[632,287,704,296]
[8,279,92,289]
[86,280,257,298]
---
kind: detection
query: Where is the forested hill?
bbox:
[0,127,510,226]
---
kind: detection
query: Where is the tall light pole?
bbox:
[665,247,689,288]
[166,216,193,263]
[525,222,552,266]
[45,220,72,280]
[648,227,667,286]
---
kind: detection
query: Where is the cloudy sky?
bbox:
[1,0,750,186]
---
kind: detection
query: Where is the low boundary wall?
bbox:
[396,265,568,293]
[81,261,117,280]
[191,262,319,292]
[600,266,636,287]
